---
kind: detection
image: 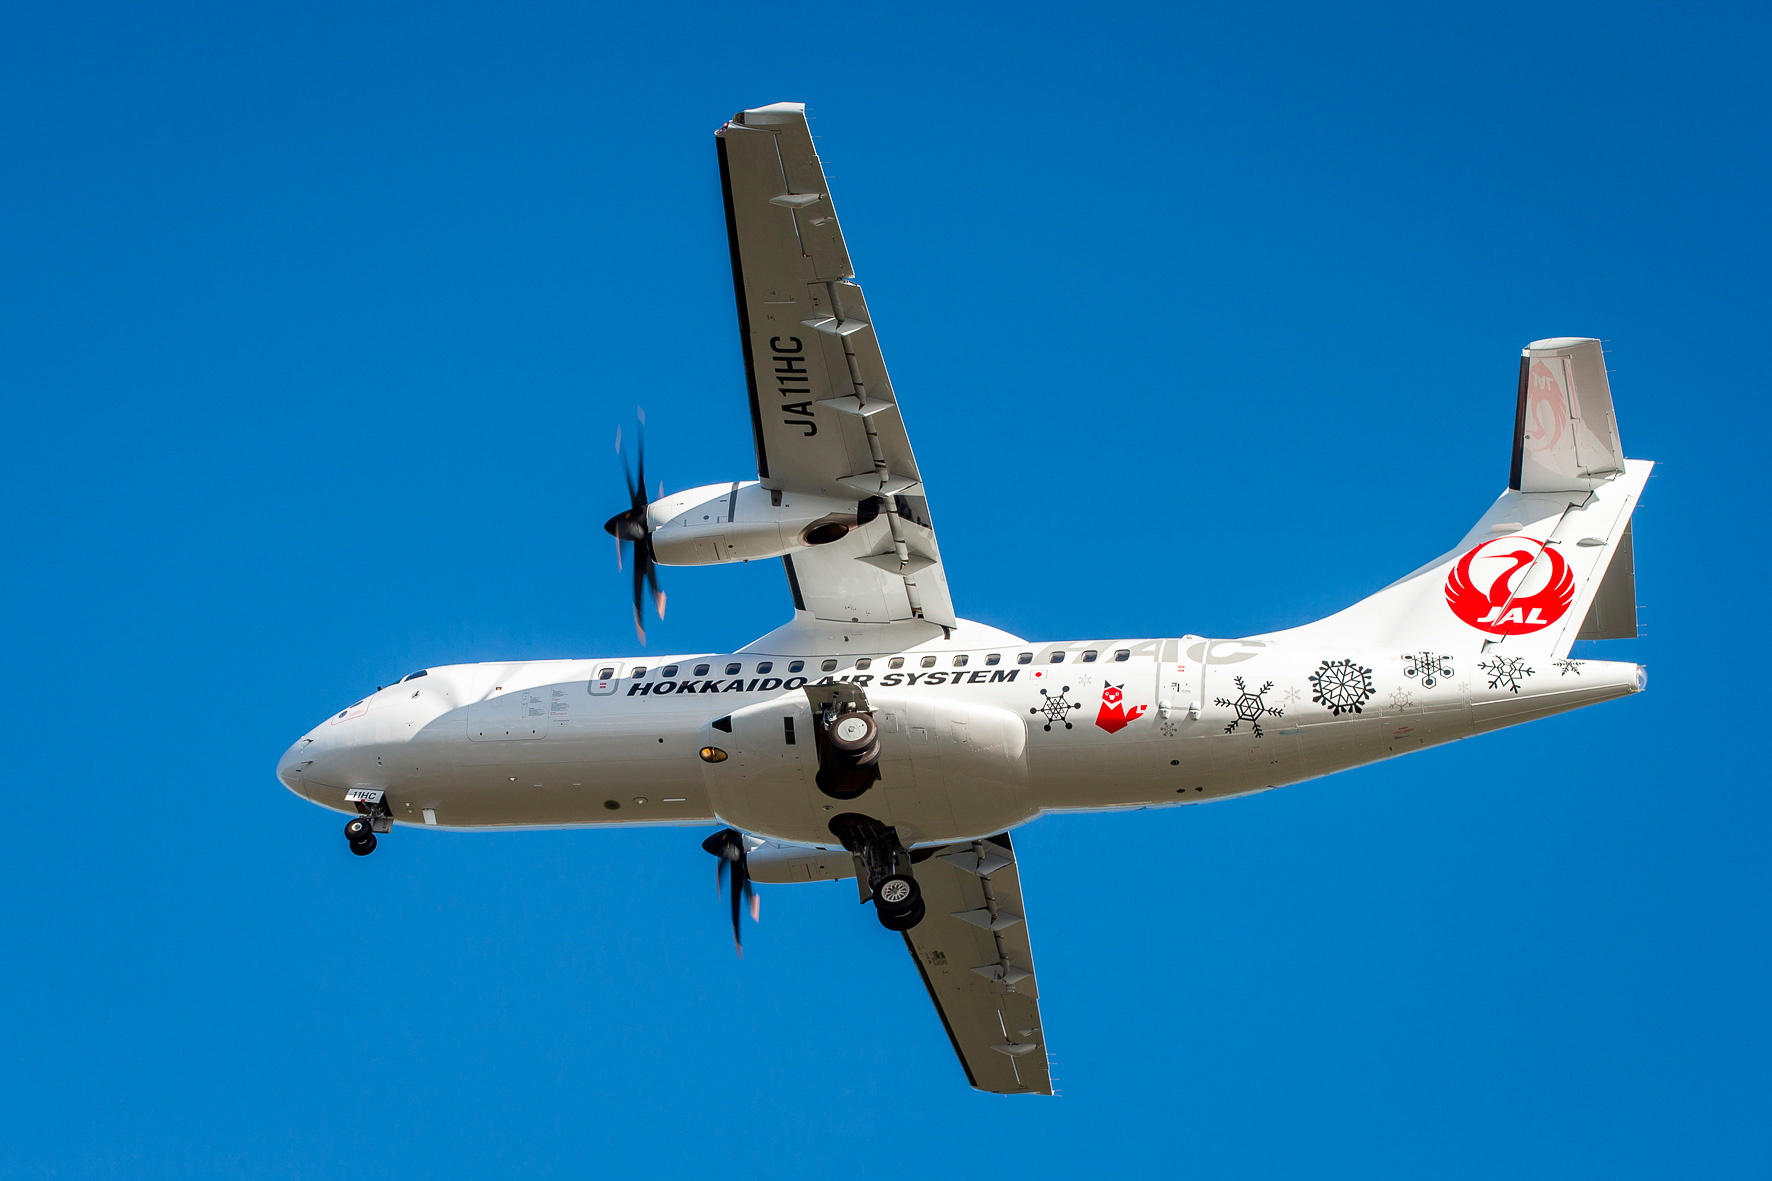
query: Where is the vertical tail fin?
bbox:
[1273,339,1650,659]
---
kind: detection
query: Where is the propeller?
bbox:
[701,827,760,957]
[603,411,667,643]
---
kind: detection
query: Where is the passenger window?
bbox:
[789,660,805,673]
[598,667,615,679]
[1017,652,1033,664]
[821,658,838,672]
[1049,652,1065,663]
[1114,649,1131,662]
[985,653,1001,666]
[920,655,936,668]
[952,654,968,667]
[889,657,904,669]
[725,662,741,675]
[693,663,710,676]
[1081,650,1098,663]
[856,658,872,670]
[631,667,647,678]
[756,661,773,674]
[662,665,679,678]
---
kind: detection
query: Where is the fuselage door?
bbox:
[588,663,626,696]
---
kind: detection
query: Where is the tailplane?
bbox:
[1274,338,1650,660]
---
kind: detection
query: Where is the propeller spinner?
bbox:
[603,415,667,643]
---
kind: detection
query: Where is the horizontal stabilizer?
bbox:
[1512,338,1624,493]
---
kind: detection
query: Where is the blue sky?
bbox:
[2,1,1767,1176]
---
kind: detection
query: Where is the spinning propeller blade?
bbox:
[701,827,759,957]
[603,410,665,643]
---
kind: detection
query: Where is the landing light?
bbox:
[700,746,729,763]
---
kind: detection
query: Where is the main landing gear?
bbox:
[810,688,882,801]
[831,813,925,931]
[874,872,925,931]
[343,788,391,856]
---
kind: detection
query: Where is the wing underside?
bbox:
[903,834,1052,1095]
[716,102,955,628]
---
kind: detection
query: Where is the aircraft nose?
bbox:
[277,736,316,794]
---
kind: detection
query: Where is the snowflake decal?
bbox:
[1075,673,1095,689]
[1159,720,1178,738]
[1215,677,1281,737]
[1551,658,1585,677]
[1401,651,1452,689]
[1281,686,1302,707]
[1309,658,1376,715]
[1388,687,1413,710]
[1478,655,1535,694]
[1030,686,1082,731]
[1457,681,1471,694]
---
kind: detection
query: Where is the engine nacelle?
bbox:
[646,480,875,566]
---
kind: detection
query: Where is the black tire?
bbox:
[349,833,378,856]
[828,711,878,755]
[878,896,926,931]
[345,817,374,843]
[851,737,882,767]
[875,873,920,916]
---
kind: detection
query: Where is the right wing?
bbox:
[715,102,956,629]
[903,834,1053,1095]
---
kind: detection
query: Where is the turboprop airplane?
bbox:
[277,102,1652,1096]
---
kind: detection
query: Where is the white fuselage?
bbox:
[277,626,1642,848]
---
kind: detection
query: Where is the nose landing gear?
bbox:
[345,817,378,856]
[343,788,391,856]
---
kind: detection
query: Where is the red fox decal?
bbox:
[1095,682,1147,734]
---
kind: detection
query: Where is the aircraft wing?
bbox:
[715,103,956,629]
[903,834,1053,1095]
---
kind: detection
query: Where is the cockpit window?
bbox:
[399,670,428,683]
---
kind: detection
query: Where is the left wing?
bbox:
[903,834,1053,1095]
[715,102,956,629]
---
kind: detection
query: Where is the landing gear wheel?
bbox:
[828,712,878,755]
[878,896,926,931]
[345,817,374,843]
[875,873,920,915]
[349,833,378,856]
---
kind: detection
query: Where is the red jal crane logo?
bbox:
[1444,536,1575,636]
